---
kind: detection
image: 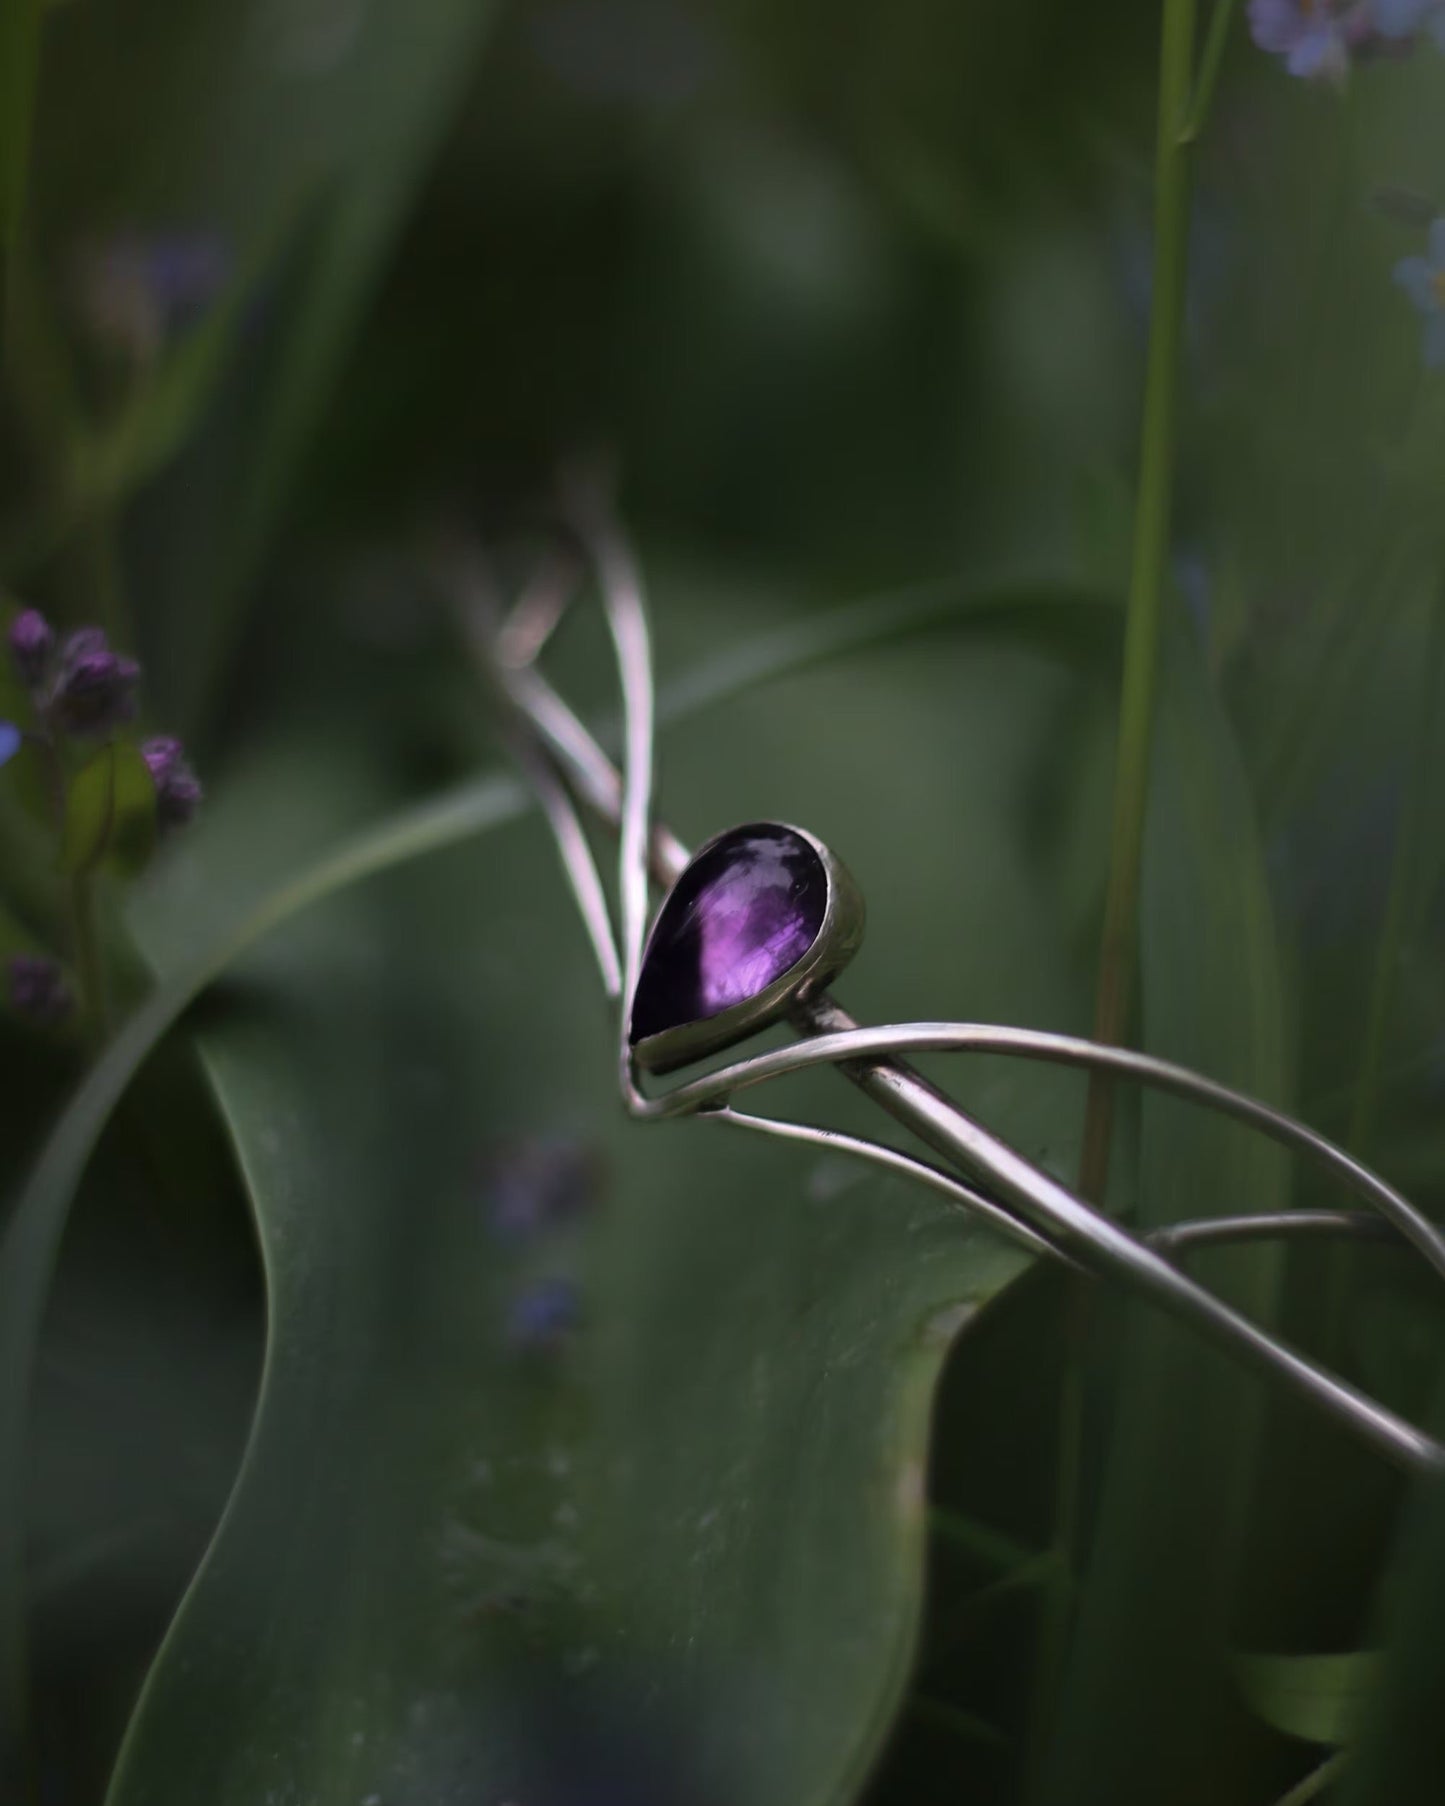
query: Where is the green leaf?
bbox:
[0,756,528,1789]
[0,574,1112,1793]
[1037,620,1289,1805]
[101,618,1107,1806]
[1237,1650,1379,1746]
[59,742,157,876]
[104,858,1030,1806]
[1338,1457,1445,1802]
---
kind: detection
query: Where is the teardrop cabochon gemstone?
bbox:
[629,822,865,1074]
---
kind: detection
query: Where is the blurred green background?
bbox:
[6,2,1445,1803]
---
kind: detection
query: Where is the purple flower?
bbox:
[46,628,140,738]
[8,955,73,1026]
[1248,0,1372,80]
[0,722,19,768]
[1372,0,1445,46]
[1394,218,1445,367]
[140,735,202,831]
[8,608,54,689]
[507,1277,581,1351]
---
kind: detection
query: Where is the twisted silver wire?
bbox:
[467,520,1445,1477]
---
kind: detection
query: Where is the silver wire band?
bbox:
[467,518,1445,1478]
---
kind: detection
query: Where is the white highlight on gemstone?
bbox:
[695,839,814,1012]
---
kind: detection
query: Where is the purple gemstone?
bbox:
[629,824,828,1044]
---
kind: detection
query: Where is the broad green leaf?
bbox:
[0,576,1112,1793]
[0,759,527,1787]
[1237,1650,1379,1746]
[105,842,1029,1806]
[99,610,1112,1805]
[60,743,157,876]
[656,570,1111,723]
[1037,620,1289,1804]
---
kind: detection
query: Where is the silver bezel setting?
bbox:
[628,820,865,1076]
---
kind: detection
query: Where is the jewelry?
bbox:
[629,821,865,1074]
[464,504,1445,1479]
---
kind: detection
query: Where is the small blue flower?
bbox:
[1394,218,1445,367]
[507,1277,581,1351]
[1248,0,1369,80]
[0,722,19,768]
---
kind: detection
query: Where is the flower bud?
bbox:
[48,629,140,737]
[141,735,203,830]
[8,609,54,689]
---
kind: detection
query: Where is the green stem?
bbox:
[64,745,119,1049]
[1078,0,1198,1202]
[1272,1750,1346,1806]
[928,1507,1038,1573]
[1026,1290,1088,1789]
[906,1695,1005,1748]
[68,872,106,1049]
[1348,579,1445,1158]
[1180,0,1238,143]
[922,1550,1060,1676]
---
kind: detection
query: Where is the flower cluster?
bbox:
[1249,0,1445,82]
[2,607,202,1029]
[5,608,201,827]
[15,615,142,739]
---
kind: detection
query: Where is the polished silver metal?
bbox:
[471,508,1445,1478]
[629,822,866,1075]
[1152,1210,1395,1256]
[639,1020,1445,1281]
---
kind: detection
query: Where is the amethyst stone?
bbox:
[630,824,828,1044]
